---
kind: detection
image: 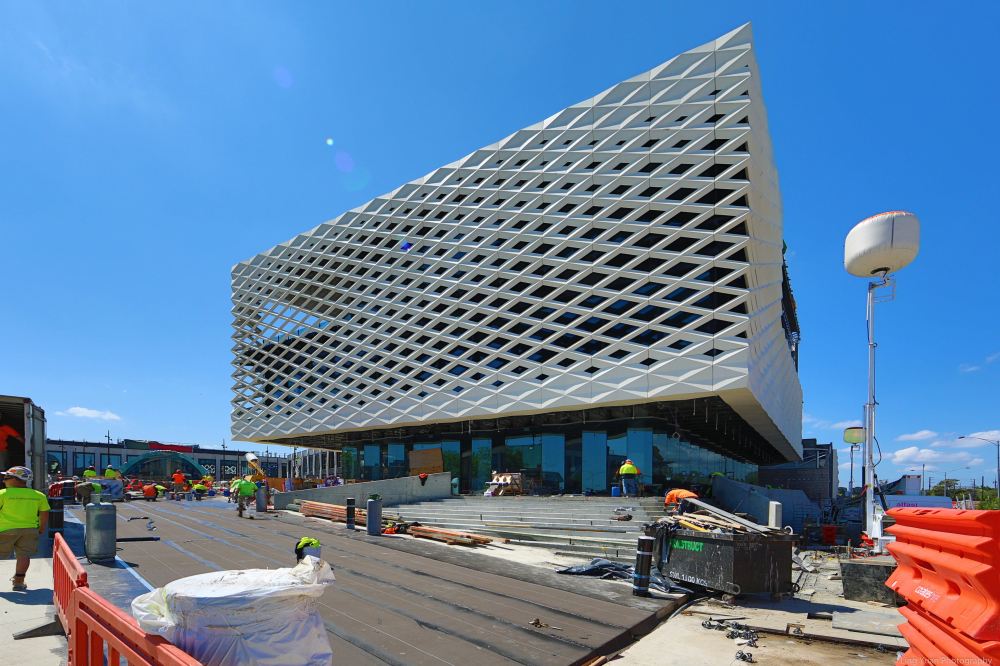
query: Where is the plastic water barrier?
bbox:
[887,507,1000,666]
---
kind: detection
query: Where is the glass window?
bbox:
[652,433,677,489]
[199,459,217,477]
[607,433,627,489]
[582,431,607,492]
[73,452,95,476]
[541,434,565,491]
[470,439,492,492]
[503,436,543,480]
[342,447,359,479]
[100,454,122,471]
[47,451,66,476]
[626,428,653,485]
[388,444,406,479]
[363,445,382,480]
[564,436,582,494]
[674,442,689,482]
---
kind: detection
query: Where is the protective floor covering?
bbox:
[69,499,682,666]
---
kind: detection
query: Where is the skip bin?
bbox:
[662,528,796,598]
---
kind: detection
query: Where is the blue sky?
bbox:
[2,2,997,483]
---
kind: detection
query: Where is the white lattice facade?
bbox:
[230,24,803,462]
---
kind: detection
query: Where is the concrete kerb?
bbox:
[273,472,452,510]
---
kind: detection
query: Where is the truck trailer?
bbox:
[0,394,46,492]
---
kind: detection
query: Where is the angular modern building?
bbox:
[230,23,803,494]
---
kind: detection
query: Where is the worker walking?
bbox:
[0,416,24,473]
[664,487,699,515]
[0,467,50,591]
[617,459,642,498]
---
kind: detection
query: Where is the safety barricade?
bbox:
[70,586,202,666]
[52,533,87,638]
[896,604,999,666]
[886,508,1000,641]
[53,531,203,665]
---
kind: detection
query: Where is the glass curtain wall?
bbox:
[327,420,762,495]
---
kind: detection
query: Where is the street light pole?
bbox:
[943,467,970,500]
[958,436,1000,491]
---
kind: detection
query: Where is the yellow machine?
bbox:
[244,452,266,482]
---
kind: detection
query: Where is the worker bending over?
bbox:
[664,487,699,515]
[142,483,158,501]
[617,459,642,497]
[0,467,49,591]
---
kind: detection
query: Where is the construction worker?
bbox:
[75,479,96,506]
[104,464,118,478]
[191,482,208,500]
[0,467,50,591]
[665,487,699,515]
[0,416,24,473]
[142,483,158,502]
[83,465,98,479]
[171,469,186,495]
[617,459,642,498]
[234,477,257,515]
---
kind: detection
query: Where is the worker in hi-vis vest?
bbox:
[617,459,642,497]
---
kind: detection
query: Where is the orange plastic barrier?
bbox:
[897,604,999,666]
[886,508,1000,641]
[53,531,203,665]
[52,532,88,664]
[71,587,202,666]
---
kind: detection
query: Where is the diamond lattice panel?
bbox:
[230,24,802,450]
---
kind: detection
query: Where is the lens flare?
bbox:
[334,151,355,173]
[341,166,371,192]
[326,138,334,146]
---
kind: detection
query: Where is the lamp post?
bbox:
[958,436,1000,490]
[943,467,970,499]
[844,211,920,552]
[907,465,926,495]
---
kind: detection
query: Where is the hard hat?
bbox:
[4,466,33,483]
[625,459,633,463]
[107,464,113,468]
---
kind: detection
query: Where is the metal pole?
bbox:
[864,280,879,546]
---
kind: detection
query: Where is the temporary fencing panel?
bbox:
[72,587,203,666]
[886,508,1000,641]
[53,531,203,666]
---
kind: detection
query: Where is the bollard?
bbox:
[48,497,64,538]
[633,535,655,597]
[346,497,356,530]
[366,496,382,536]
[255,487,267,512]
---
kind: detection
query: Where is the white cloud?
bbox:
[55,407,121,421]
[831,420,862,429]
[890,446,983,468]
[929,431,1000,449]
[987,352,1000,364]
[960,364,981,372]
[897,430,939,441]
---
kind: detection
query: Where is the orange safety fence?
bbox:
[886,507,1000,666]
[52,533,87,639]
[71,587,201,666]
[53,531,203,666]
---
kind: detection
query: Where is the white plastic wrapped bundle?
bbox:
[132,555,335,666]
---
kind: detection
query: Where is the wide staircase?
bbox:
[390,495,666,553]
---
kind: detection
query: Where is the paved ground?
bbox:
[64,497,684,666]
[0,557,67,666]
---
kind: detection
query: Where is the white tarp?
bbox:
[132,555,335,666]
